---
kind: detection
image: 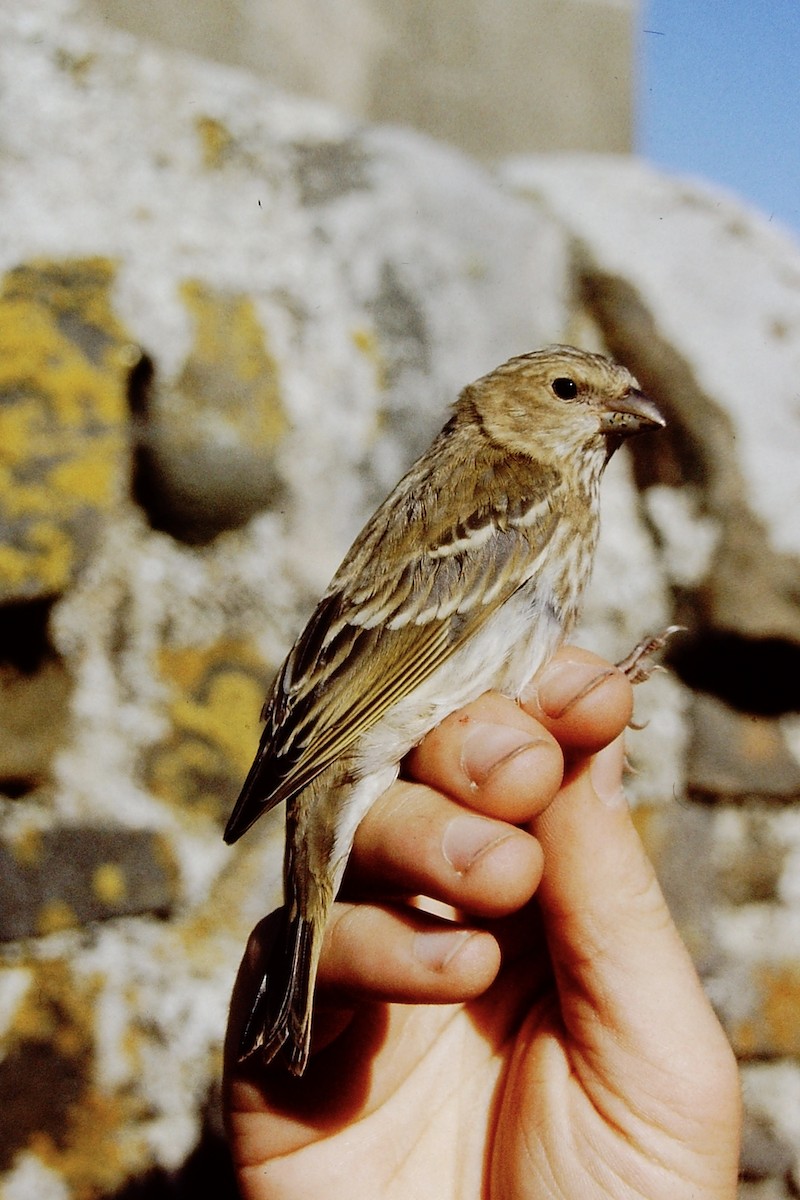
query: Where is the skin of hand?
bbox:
[224,646,741,1200]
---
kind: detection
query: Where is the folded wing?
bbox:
[224,454,563,842]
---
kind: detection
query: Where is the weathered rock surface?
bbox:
[505,155,800,670]
[1,1,799,1196]
[0,260,134,602]
[0,1,570,1192]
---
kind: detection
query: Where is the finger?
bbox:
[532,737,739,1118]
[317,901,501,1003]
[226,902,503,1067]
[347,778,543,916]
[404,691,564,822]
[224,901,510,1151]
[521,645,634,752]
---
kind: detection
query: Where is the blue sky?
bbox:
[638,2,800,239]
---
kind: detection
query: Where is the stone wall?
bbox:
[87,0,636,160]
[1,2,799,1197]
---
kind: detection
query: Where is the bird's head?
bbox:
[462,345,664,467]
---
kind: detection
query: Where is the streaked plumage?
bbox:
[224,346,664,1074]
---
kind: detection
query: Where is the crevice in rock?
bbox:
[667,630,800,717]
[127,347,155,420]
[0,598,71,794]
[0,778,37,800]
[128,335,286,547]
[579,263,746,506]
[132,436,285,546]
[0,597,56,674]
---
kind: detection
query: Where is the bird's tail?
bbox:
[237,907,319,1076]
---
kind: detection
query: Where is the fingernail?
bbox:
[413,928,473,972]
[590,740,627,808]
[442,814,512,874]
[533,660,615,719]
[461,723,545,788]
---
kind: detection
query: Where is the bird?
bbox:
[224,345,665,1075]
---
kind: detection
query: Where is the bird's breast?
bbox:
[353,582,566,780]
[353,497,601,784]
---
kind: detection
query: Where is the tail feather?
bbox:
[238,909,317,1076]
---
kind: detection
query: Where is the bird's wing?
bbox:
[224,461,564,842]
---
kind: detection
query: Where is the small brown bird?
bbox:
[224,346,664,1074]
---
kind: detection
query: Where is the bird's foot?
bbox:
[616,625,684,686]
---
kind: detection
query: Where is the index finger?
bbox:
[405,645,634,820]
[521,645,634,752]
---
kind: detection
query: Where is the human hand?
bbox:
[224,646,740,1199]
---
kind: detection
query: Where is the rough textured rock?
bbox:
[0,2,571,1194]
[504,155,800,677]
[687,693,800,800]
[743,1063,800,1194]
[0,652,72,794]
[0,825,177,941]
[86,0,636,162]
[0,259,135,602]
[0,1,799,1196]
[0,0,568,594]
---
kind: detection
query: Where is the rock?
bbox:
[632,800,718,968]
[0,259,136,602]
[0,0,568,590]
[742,1062,800,1187]
[738,1183,794,1200]
[0,826,178,940]
[0,960,97,1183]
[0,603,72,795]
[4,1,800,1196]
[687,693,800,800]
[741,1111,795,1181]
[712,807,789,906]
[504,155,800,707]
[711,902,800,1060]
[0,2,581,1192]
[145,636,274,827]
[574,445,687,805]
[133,281,290,545]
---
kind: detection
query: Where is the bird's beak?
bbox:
[600,388,665,438]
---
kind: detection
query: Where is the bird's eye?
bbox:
[551,377,578,400]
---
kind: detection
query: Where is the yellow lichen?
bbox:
[195,114,236,170]
[175,279,289,449]
[351,324,388,390]
[169,669,265,773]
[2,961,151,1198]
[9,828,44,868]
[48,446,120,506]
[0,523,75,593]
[35,900,79,937]
[148,639,269,821]
[91,862,128,907]
[0,258,136,601]
[759,962,800,1056]
[53,1090,145,1200]
[7,960,92,1045]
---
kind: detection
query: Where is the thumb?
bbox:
[532,736,737,1120]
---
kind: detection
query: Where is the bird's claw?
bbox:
[616,625,684,686]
